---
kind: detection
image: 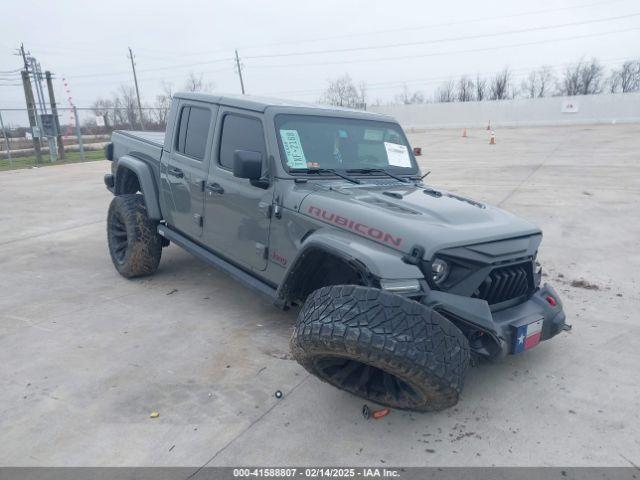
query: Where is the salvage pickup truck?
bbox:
[104,93,568,411]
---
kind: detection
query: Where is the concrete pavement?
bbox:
[0,124,638,466]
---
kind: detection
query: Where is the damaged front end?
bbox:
[413,235,569,358]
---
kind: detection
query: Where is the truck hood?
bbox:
[298,180,541,259]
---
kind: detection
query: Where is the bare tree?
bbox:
[91,98,115,127]
[117,85,140,128]
[153,82,174,126]
[580,58,604,95]
[608,60,640,93]
[475,75,487,101]
[559,58,604,96]
[434,80,455,103]
[320,74,366,109]
[521,66,555,98]
[183,72,214,93]
[395,84,425,105]
[489,68,511,100]
[457,76,475,102]
[560,62,581,96]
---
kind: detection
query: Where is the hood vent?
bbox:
[360,197,419,215]
[423,188,485,209]
[359,179,407,187]
[447,193,486,209]
[383,191,403,199]
[423,188,443,198]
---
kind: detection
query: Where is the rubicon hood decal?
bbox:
[299,183,541,257]
[307,205,403,247]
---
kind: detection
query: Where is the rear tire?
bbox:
[107,194,162,278]
[290,285,470,412]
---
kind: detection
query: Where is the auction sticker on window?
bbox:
[384,142,411,167]
[280,129,307,168]
[364,129,384,141]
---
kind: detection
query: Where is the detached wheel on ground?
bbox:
[107,194,162,278]
[290,285,470,412]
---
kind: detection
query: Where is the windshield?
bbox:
[275,114,418,175]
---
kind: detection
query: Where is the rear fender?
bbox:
[115,155,162,221]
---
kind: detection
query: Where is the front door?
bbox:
[203,110,273,271]
[161,101,218,239]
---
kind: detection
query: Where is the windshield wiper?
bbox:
[289,168,361,184]
[346,168,410,183]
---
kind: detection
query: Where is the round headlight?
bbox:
[431,258,450,285]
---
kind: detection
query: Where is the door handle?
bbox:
[168,167,184,178]
[206,182,224,195]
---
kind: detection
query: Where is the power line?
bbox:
[239,0,630,50]
[245,26,640,70]
[67,66,233,88]
[261,57,635,97]
[68,56,234,79]
[44,26,639,92]
[124,0,630,57]
[244,12,640,60]
[48,5,636,82]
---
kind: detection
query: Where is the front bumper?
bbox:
[422,283,568,358]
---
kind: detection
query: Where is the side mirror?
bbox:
[233,150,262,180]
[413,147,422,156]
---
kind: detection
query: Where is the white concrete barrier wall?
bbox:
[370,92,640,129]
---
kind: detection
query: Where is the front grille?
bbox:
[473,262,533,305]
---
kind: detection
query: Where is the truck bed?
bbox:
[117,130,165,147]
[111,130,165,179]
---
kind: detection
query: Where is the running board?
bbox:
[157,225,278,301]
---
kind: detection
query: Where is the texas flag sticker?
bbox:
[512,318,544,354]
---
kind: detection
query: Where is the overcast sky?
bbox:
[1,0,639,117]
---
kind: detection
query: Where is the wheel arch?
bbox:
[276,229,424,305]
[114,155,162,221]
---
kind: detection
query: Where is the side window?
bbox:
[175,107,190,153]
[219,114,266,170]
[174,106,212,160]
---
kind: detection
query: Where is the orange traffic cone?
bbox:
[462,128,467,138]
[489,130,496,145]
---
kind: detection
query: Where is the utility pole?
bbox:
[17,44,42,164]
[127,47,145,130]
[30,57,56,162]
[235,49,245,95]
[45,71,64,159]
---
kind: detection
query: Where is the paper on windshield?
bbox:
[384,142,411,168]
[280,130,307,168]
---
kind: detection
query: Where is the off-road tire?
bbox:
[107,194,162,278]
[290,285,470,412]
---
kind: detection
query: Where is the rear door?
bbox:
[161,100,218,239]
[203,109,273,271]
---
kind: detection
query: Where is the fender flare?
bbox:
[276,228,424,302]
[115,155,162,220]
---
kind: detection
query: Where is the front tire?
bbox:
[290,285,470,412]
[107,194,162,278]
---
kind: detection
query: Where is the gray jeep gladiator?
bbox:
[104,92,568,412]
